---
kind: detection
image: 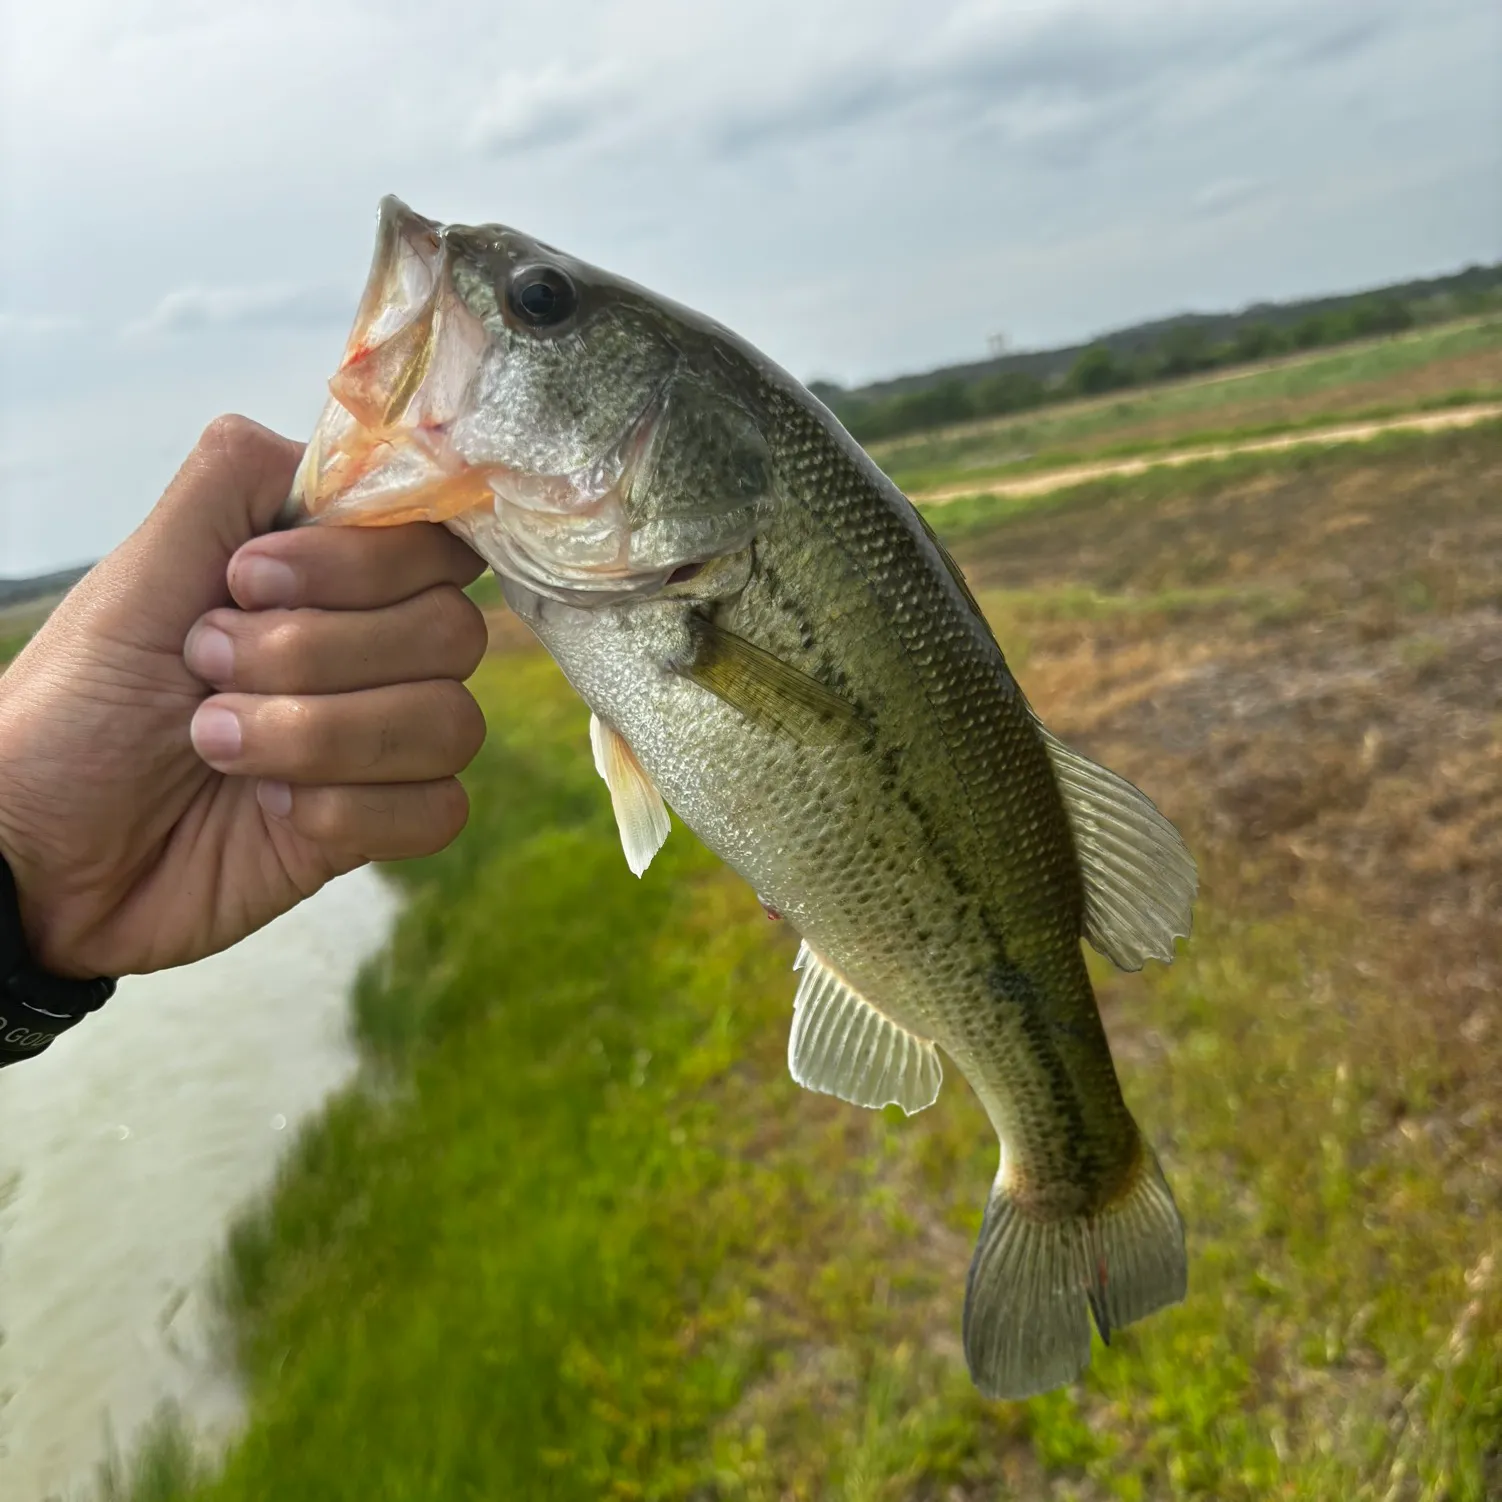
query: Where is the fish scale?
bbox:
[284,195,1197,1399]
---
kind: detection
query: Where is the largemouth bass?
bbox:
[283,197,1197,1399]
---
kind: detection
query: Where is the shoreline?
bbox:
[0,866,398,1502]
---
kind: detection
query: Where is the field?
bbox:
[88,411,1502,1501]
[874,318,1502,497]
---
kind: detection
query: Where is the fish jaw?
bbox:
[283,195,492,528]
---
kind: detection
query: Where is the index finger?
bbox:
[227,521,485,611]
[80,416,304,656]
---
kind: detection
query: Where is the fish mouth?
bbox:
[282,195,492,528]
[280,196,665,605]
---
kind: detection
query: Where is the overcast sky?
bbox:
[1,0,1498,574]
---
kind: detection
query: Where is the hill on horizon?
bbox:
[0,565,92,608]
[813,259,1502,405]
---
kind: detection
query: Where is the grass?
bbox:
[875,317,1502,494]
[14,398,1479,1499]
[915,418,1502,548]
[909,389,1502,498]
[0,631,33,665]
[97,425,1502,1498]
[86,1408,210,1502]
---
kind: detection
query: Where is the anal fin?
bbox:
[589,713,671,877]
[788,942,942,1115]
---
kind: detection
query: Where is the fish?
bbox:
[282,196,1197,1399]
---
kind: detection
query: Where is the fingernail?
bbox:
[257,779,293,818]
[184,624,234,683]
[234,553,299,608]
[190,704,243,763]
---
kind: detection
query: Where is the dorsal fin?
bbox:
[1033,719,1197,970]
[788,943,942,1115]
[589,713,671,877]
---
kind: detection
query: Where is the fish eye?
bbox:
[507,265,577,329]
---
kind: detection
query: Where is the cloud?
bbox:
[0,311,85,337]
[1289,14,1385,66]
[1193,177,1267,218]
[120,283,347,339]
[422,0,1377,214]
[466,63,625,155]
[692,0,1413,162]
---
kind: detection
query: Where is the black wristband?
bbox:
[0,853,115,1068]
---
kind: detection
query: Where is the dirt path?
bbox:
[914,400,1502,504]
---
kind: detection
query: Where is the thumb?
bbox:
[91,415,303,655]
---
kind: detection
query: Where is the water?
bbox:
[0,867,397,1501]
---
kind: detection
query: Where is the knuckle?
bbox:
[434,683,486,768]
[274,698,333,773]
[412,780,470,855]
[426,585,489,674]
[292,787,349,845]
[433,777,470,838]
[256,616,317,688]
[435,528,486,584]
[197,414,300,488]
[199,414,269,467]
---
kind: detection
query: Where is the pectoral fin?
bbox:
[589,714,671,877]
[679,618,861,745]
[788,943,942,1115]
[1034,718,1198,970]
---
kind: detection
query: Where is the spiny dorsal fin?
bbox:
[788,942,942,1115]
[679,617,862,745]
[1034,718,1197,971]
[589,713,671,877]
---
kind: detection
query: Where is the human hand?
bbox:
[0,416,488,978]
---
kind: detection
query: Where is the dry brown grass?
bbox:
[957,425,1502,1202]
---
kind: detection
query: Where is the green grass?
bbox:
[0,628,38,665]
[916,419,1502,548]
[909,388,1502,495]
[463,571,505,609]
[105,632,1500,1500]
[875,317,1502,493]
[86,1407,209,1502]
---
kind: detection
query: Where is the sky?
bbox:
[1,0,1498,574]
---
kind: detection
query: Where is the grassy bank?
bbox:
[875,317,1502,494]
[100,425,1502,1500]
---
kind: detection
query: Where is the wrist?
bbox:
[0,807,80,978]
[0,850,115,1066]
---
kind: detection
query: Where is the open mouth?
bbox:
[281,197,691,609]
[284,196,491,527]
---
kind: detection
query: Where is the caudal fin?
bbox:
[962,1146,1186,1400]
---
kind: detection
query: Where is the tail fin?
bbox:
[962,1146,1186,1400]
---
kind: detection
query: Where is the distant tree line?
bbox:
[814,276,1502,445]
